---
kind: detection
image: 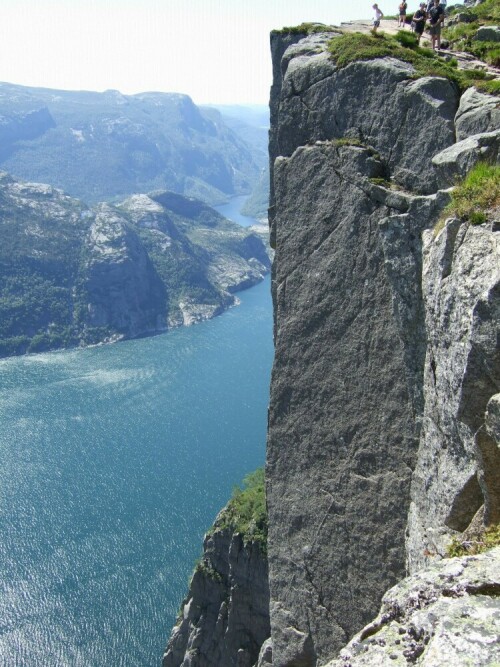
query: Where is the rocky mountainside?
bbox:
[164,23,499,667]
[0,172,270,357]
[0,82,260,206]
[163,470,270,667]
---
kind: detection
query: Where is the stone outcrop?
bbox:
[326,546,500,667]
[163,511,270,667]
[407,216,500,572]
[455,87,500,141]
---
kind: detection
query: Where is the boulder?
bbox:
[455,87,500,142]
[432,129,500,187]
[474,25,500,41]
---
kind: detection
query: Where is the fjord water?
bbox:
[0,277,273,667]
[214,195,258,227]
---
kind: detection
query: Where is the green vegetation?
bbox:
[332,137,364,148]
[329,138,381,160]
[216,468,268,552]
[447,523,500,557]
[0,176,269,358]
[444,163,500,225]
[272,22,337,35]
[328,31,462,85]
[194,559,223,582]
[444,0,500,68]
[327,30,499,93]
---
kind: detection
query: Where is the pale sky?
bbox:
[1,0,372,105]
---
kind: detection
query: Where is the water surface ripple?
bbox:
[0,277,273,666]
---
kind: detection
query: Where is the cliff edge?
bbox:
[164,23,499,667]
[266,27,499,666]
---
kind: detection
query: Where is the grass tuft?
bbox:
[328,31,464,86]
[327,30,499,94]
[447,523,500,557]
[272,22,337,35]
[444,163,500,224]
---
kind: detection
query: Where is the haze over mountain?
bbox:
[0,82,262,206]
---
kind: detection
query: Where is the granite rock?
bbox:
[432,130,500,187]
[271,33,459,194]
[326,547,500,667]
[267,140,424,666]
[163,518,270,667]
[407,217,500,572]
[455,87,500,141]
[474,25,500,41]
[265,30,500,667]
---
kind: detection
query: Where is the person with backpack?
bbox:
[428,0,445,49]
[412,2,427,44]
[398,1,408,27]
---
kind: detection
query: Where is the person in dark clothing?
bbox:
[398,1,408,27]
[428,0,444,49]
[413,2,427,44]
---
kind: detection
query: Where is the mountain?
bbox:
[0,82,261,206]
[204,104,270,221]
[0,172,270,358]
[164,20,500,667]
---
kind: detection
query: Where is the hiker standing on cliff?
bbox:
[372,3,384,31]
[398,1,407,28]
[428,0,445,49]
[413,2,427,44]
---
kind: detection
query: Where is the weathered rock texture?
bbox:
[407,216,500,572]
[326,546,500,667]
[163,518,270,667]
[266,29,500,667]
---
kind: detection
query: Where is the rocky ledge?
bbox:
[327,547,500,667]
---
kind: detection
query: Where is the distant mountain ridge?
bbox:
[0,82,261,206]
[0,171,270,358]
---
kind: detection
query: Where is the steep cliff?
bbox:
[163,25,499,667]
[265,28,499,667]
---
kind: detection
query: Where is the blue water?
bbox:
[215,195,258,227]
[0,277,273,667]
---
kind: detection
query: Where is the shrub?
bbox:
[216,468,267,552]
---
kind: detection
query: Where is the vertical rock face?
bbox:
[163,30,499,667]
[267,29,498,667]
[407,219,500,572]
[268,141,421,665]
